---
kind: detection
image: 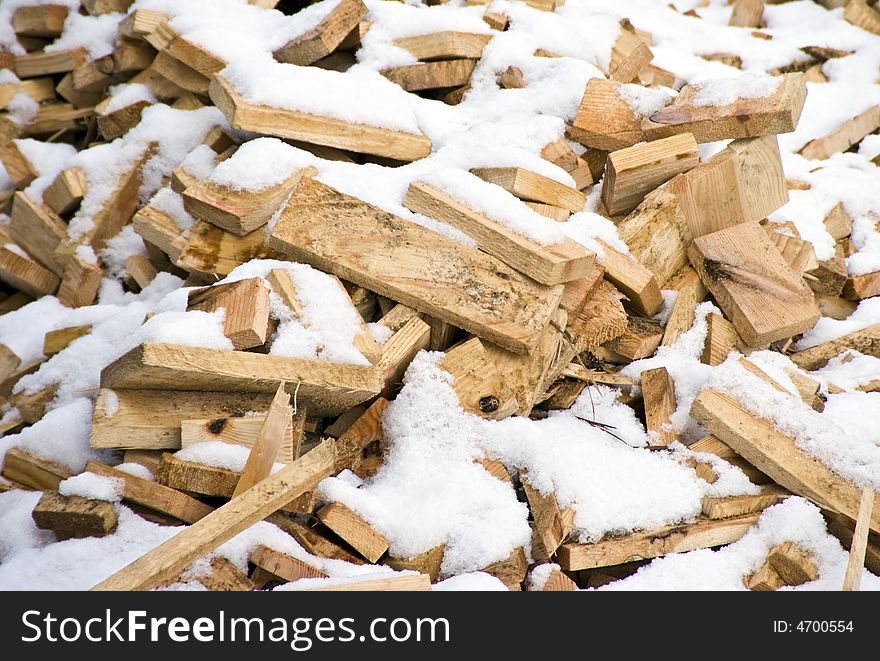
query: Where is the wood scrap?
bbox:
[789,324,880,370]
[843,485,874,591]
[186,277,271,350]
[32,491,118,539]
[317,502,389,562]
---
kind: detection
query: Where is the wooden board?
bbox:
[605,316,662,360]
[100,343,383,417]
[377,316,431,398]
[0,245,60,297]
[701,486,788,519]
[43,167,86,217]
[568,78,648,150]
[799,105,880,161]
[661,267,707,346]
[844,271,880,301]
[250,544,327,582]
[522,474,574,560]
[691,388,880,535]
[566,279,628,352]
[642,73,806,143]
[729,0,764,28]
[9,191,67,276]
[14,48,88,78]
[641,366,678,446]
[602,133,699,216]
[688,222,820,347]
[470,167,586,213]
[268,177,562,355]
[232,383,291,497]
[296,574,432,591]
[13,4,69,38]
[1,447,72,491]
[404,181,594,285]
[92,440,336,591]
[209,75,431,163]
[176,220,275,276]
[156,453,240,497]
[0,141,39,187]
[789,324,880,370]
[32,491,118,537]
[608,25,653,83]
[57,253,102,308]
[274,0,368,65]
[181,415,298,464]
[843,486,875,591]
[438,337,517,419]
[596,239,664,317]
[182,166,315,236]
[383,59,477,91]
[394,31,492,61]
[317,502,389,562]
[557,513,760,570]
[187,277,271,350]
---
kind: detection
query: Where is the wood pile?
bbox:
[0,0,878,593]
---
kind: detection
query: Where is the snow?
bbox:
[207,138,315,192]
[59,472,124,502]
[617,84,674,117]
[813,351,880,390]
[15,138,77,204]
[45,12,125,60]
[175,441,257,473]
[797,298,880,349]
[103,83,158,115]
[149,187,196,231]
[115,461,154,481]
[434,572,508,591]
[691,73,781,107]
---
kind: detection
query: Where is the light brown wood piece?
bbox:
[182,166,315,236]
[843,485,875,591]
[43,167,86,217]
[13,4,69,38]
[92,440,335,591]
[32,491,118,537]
[566,279,628,352]
[0,343,21,381]
[181,415,298,464]
[124,254,157,290]
[14,48,88,78]
[844,271,880,301]
[0,246,59,297]
[767,541,819,586]
[176,220,275,276]
[823,203,853,241]
[602,133,700,216]
[156,453,239,497]
[317,502,389,562]
[84,0,135,14]
[10,384,57,424]
[481,547,528,591]
[150,51,209,94]
[101,343,383,417]
[691,388,880,535]
[800,105,880,161]
[790,324,880,370]
[85,460,214,524]
[384,544,446,582]
[596,239,664,317]
[608,25,653,83]
[383,59,477,91]
[95,98,150,140]
[90,388,278,451]
[179,556,253,591]
[744,561,784,591]
[538,566,578,591]
[296,573,432,591]
[559,264,604,319]
[117,8,168,41]
[57,254,102,308]
[569,78,650,150]
[186,277,271,350]
[765,228,817,275]
[335,397,388,477]
[0,141,39,188]
[0,77,56,111]
[274,0,367,65]
[641,366,678,446]
[605,316,663,360]
[498,65,526,89]
[482,9,508,30]
[729,0,764,27]
[642,73,806,143]
[689,434,772,485]
[404,181,594,285]
[145,20,224,77]
[689,222,820,347]
[209,74,431,163]
[269,177,562,355]
[559,513,760,570]
[394,31,491,61]
[825,511,880,576]
[426,316,458,352]
[540,139,579,172]
[438,337,517,420]
[662,267,708,346]
[266,513,365,565]
[132,203,186,260]
[377,315,431,398]
[701,312,740,366]
[250,544,328,582]
[522,474,574,560]
[9,192,67,275]
[806,247,848,298]
[701,486,788,519]
[470,167,586,213]
[1,448,72,491]
[844,0,880,36]
[232,383,292,497]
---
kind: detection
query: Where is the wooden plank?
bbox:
[317,502,389,562]
[701,486,788,519]
[789,324,880,370]
[100,343,383,417]
[9,191,67,276]
[0,245,60,298]
[14,48,88,78]
[384,544,445,582]
[187,277,271,350]
[729,0,764,28]
[176,220,275,276]
[274,0,368,65]
[844,0,880,36]
[557,514,759,570]
[156,453,239,497]
[43,167,86,217]
[181,415,297,464]
[481,547,528,591]
[182,166,316,236]
[124,254,157,290]
[56,253,102,308]
[767,541,818,586]
[661,267,707,346]
[844,271,880,301]
[568,78,647,150]
[691,388,880,535]
[596,239,664,317]
[232,383,291,497]
[1,447,72,491]
[92,440,335,591]
[132,203,186,260]
[701,312,740,366]
[438,337,517,419]
[265,513,365,565]
[608,25,653,83]
[602,133,699,216]
[800,106,880,161]
[91,388,278,451]
[0,77,56,111]
[642,73,806,143]
[32,491,118,538]
[250,544,327,582]
[296,574,432,591]
[335,397,388,477]
[470,167,586,213]
[394,31,491,60]
[377,316,431,398]
[209,75,431,163]
[150,51,209,95]
[404,181,594,285]
[765,227,817,275]
[522,474,574,560]
[13,4,69,38]
[0,343,21,381]
[268,177,563,355]
[688,222,819,347]
[559,263,604,319]
[641,366,678,446]
[0,141,39,188]
[383,59,477,92]
[605,316,662,360]
[10,384,57,423]
[843,486,874,591]
[85,460,214,524]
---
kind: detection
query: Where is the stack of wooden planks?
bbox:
[1,0,878,593]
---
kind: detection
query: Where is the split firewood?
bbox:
[789,324,880,370]
[842,485,874,591]
[385,544,446,582]
[595,239,664,317]
[14,48,88,78]
[186,277,271,350]
[608,22,653,83]
[800,106,880,161]
[334,397,388,477]
[729,0,764,28]
[317,502,389,563]
[156,453,240,497]
[273,0,367,65]
[604,316,663,361]
[568,78,647,150]
[0,140,40,188]
[32,491,118,539]
[745,542,818,590]
[383,59,478,92]
[377,316,431,398]
[438,337,517,419]
[0,245,60,298]
[12,4,69,38]
[232,383,292,497]
[480,547,528,591]
[9,192,68,276]
[661,267,707,347]
[57,253,102,308]
[181,413,302,464]
[176,220,276,276]
[43,167,86,217]
[521,473,574,560]
[640,366,678,446]
[266,513,365,565]
[1,448,72,491]
[497,65,526,89]
[470,167,586,213]
[701,486,788,519]
[296,574,433,591]
[0,343,21,381]
[566,280,628,352]
[250,544,328,583]
[844,0,880,35]
[10,383,57,424]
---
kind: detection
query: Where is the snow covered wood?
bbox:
[43,167,86,217]
[274,0,368,66]
[250,544,327,582]
[701,486,788,520]
[595,239,664,317]
[0,245,60,298]
[640,366,678,446]
[383,59,477,92]
[470,167,587,213]
[32,491,118,539]
[1,448,72,491]
[187,278,271,350]
[9,191,67,276]
[789,324,880,370]
[57,253,102,308]
[438,337,517,420]
[394,31,492,61]
[799,105,880,161]
[843,486,875,591]
[569,78,647,150]
[181,415,299,464]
